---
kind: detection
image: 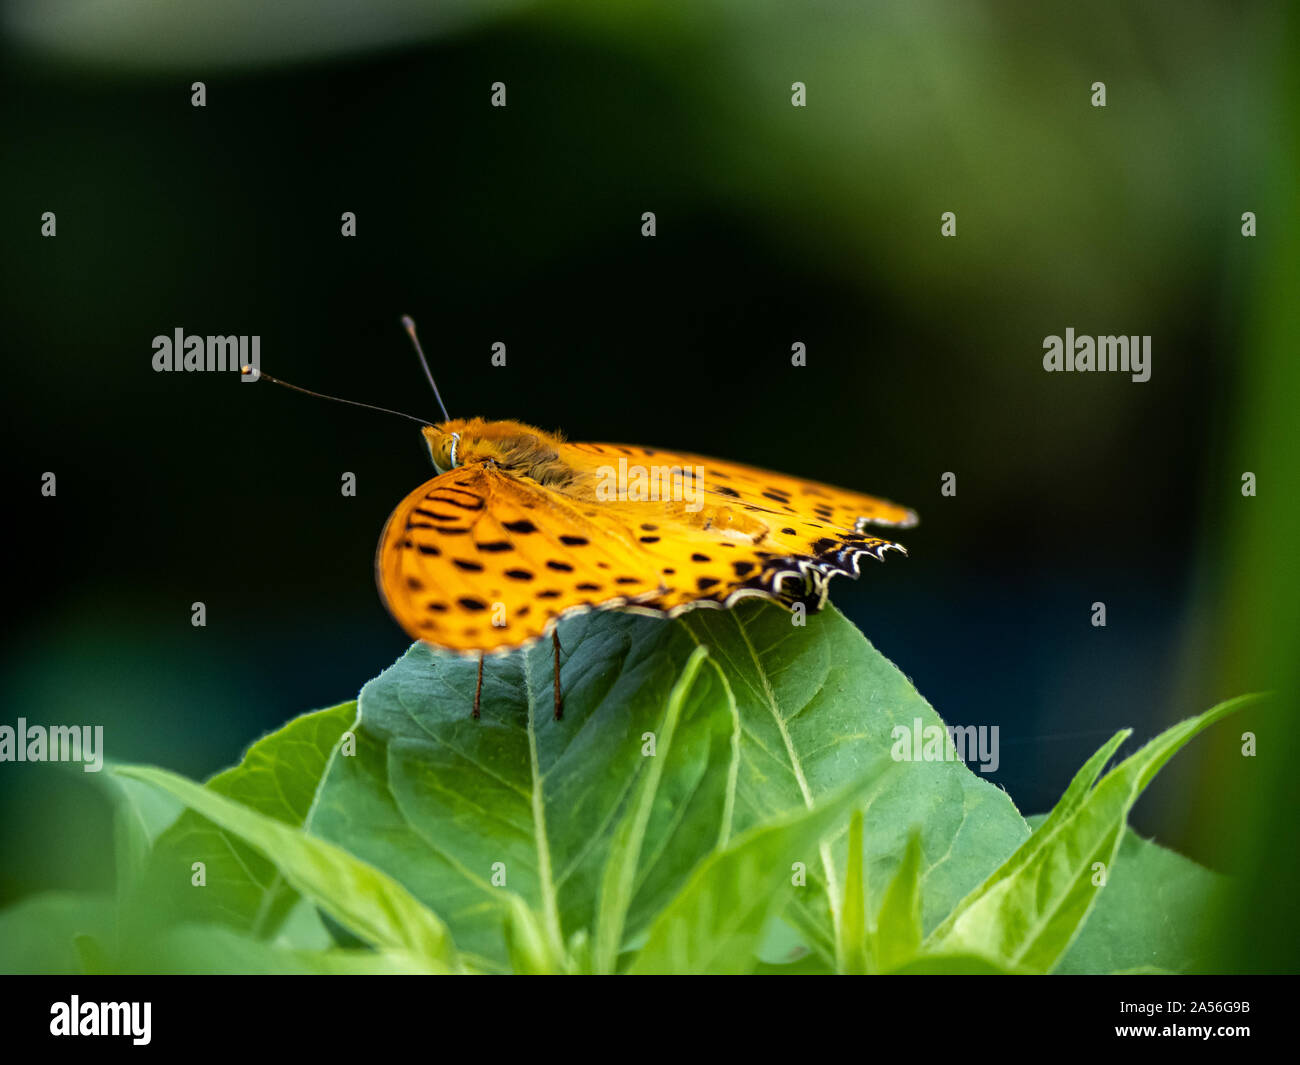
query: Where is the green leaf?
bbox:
[104,772,184,899]
[593,644,717,973]
[72,933,113,974]
[629,778,887,974]
[1052,826,1229,975]
[113,764,458,968]
[0,892,116,975]
[308,614,743,967]
[872,828,923,973]
[839,810,869,974]
[675,604,1028,963]
[502,892,563,975]
[890,953,1024,975]
[926,694,1262,972]
[123,700,356,943]
[753,954,837,975]
[134,923,445,974]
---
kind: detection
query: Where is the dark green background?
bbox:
[1,1,1295,971]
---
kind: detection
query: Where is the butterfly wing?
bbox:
[376,464,664,655]
[378,441,916,655]
[557,442,916,614]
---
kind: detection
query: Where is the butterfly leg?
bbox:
[473,653,484,719]
[552,629,563,721]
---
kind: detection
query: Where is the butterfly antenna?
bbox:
[241,367,433,427]
[401,315,452,423]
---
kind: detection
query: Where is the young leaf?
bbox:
[122,700,356,944]
[593,645,716,973]
[873,828,923,973]
[925,694,1262,972]
[839,810,870,974]
[114,764,458,968]
[103,773,184,899]
[629,776,893,975]
[503,892,563,975]
[73,933,111,975]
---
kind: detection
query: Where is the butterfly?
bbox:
[247,319,917,720]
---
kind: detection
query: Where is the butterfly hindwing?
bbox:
[376,464,663,655]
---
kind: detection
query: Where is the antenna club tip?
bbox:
[400,315,416,332]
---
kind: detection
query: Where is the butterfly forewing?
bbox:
[554,442,913,610]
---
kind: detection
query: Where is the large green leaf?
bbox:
[307,601,1027,969]
[308,615,742,966]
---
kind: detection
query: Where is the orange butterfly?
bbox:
[247,319,916,719]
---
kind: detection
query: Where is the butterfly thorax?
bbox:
[423,419,576,486]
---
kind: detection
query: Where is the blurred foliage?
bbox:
[0,605,1257,974]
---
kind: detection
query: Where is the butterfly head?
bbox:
[422,419,572,484]
[423,424,464,474]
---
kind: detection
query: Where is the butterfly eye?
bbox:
[431,432,461,474]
